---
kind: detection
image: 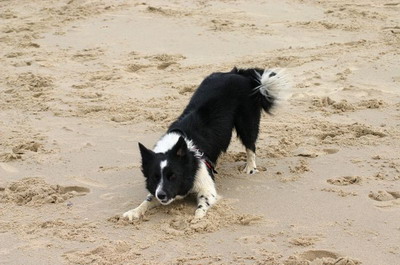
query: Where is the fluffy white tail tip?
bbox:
[260,69,291,102]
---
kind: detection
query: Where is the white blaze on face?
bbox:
[156,160,167,192]
[155,160,169,203]
[160,160,168,170]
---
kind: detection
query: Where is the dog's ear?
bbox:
[172,136,188,158]
[230,66,238,73]
[138,142,155,166]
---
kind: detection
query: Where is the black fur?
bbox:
[139,138,199,201]
[168,67,274,162]
[139,67,278,203]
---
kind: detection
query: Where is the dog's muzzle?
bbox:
[156,190,174,205]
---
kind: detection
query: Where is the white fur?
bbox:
[160,160,167,170]
[123,194,159,221]
[155,174,164,198]
[190,162,219,218]
[243,149,258,174]
[258,69,291,102]
[191,162,216,194]
[153,132,203,158]
[155,160,173,205]
[153,133,181,153]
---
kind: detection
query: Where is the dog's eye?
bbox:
[166,172,176,180]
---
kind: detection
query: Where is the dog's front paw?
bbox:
[194,208,207,219]
[123,208,143,221]
[243,165,259,175]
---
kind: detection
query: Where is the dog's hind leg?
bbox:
[191,163,219,218]
[123,194,159,221]
[244,148,259,175]
[234,110,261,174]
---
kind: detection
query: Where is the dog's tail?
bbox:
[233,67,291,113]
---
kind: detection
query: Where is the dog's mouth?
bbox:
[158,197,174,205]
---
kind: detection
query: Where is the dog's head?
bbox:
[138,137,199,205]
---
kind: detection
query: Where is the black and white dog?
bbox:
[123,67,289,220]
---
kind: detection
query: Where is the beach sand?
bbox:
[1,0,399,264]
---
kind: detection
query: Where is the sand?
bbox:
[0,0,399,264]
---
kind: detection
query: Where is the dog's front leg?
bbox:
[123,194,159,221]
[192,164,219,219]
[195,192,218,218]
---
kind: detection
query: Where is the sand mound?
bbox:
[289,159,310,174]
[1,219,100,243]
[63,240,144,265]
[162,211,262,237]
[311,97,388,114]
[369,190,400,209]
[109,200,262,237]
[369,190,400,201]
[327,176,362,186]
[12,141,41,154]
[289,236,320,247]
[0,177,89,206]
[0,152,21,162]
[107,214,145,229]
[6,72,54,92]
[284,250,361,265]
[0,139,45,162]
[321,188,357,197]
[36,220,98,242]
[161,200,262,236]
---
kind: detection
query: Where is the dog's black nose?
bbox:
[156,191,167,201]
